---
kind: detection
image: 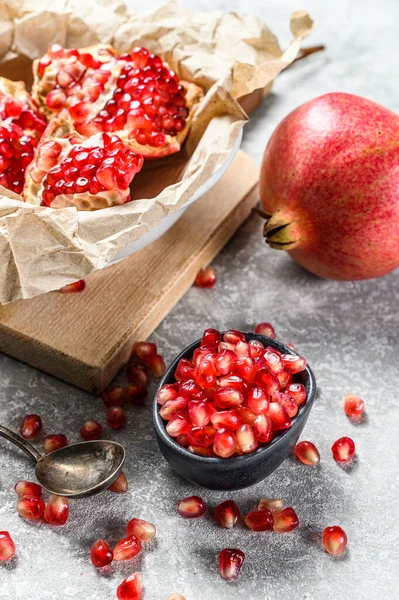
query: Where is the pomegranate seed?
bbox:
[323,526,348,556]
[188,400,215,426]
[247,387,269,414]
[286,382,306,406]
[237,406,257,425]
[159,397,187,420]
[195,267,216,288]
[124,383,148,404]
[44,495,69,525]
[295,441,320,465]
[109,471,128,493]
[116,572,143,600]
[114,535,142,561]
[267,402,292,431]
[248,339,265,358]
[0,531,16,561]
[213,429,236,457]
[127,518,156,541]
[282,353,307,374]
[176,434,190,448]
[168,595,186,600]
[179,379,203,401]
[219,548,245,581]
[273,507,299,532]
[343,394,364,419]
[148,354,166,377]
[223,330,245,345]
[134,341,157,361]
[254,322,276,338]
[60,279,85,293]
[80,419,102,441]
[177,496,206,518]
[236,424,258,453]
[156,383,179,405]
[258,498,284,514]
[277,369,292,388]
[125,363,148,386]
[215,349,237,374]
[43,434,68,453]
[255,369,279,395]
[331,436,355,463]
[102,386,125,407]
[196,358,217,388]
[106,406,127,429]
[174,358,195,382]
[211,409,241,430]
[233,356,255,381]
[186,426,216,448]
[215,500,240,529]
[20,414,42,439]
[253,414,273,442]
[166,414,191,437]
[14,480,42,498]
[17,496,45,520]
[201,328,221,347]
[272,390,298,417]
[214,387,244,409]
[188,445,216,457]
[91,538,113,567]
[245,509,273,531]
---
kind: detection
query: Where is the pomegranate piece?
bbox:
[14,480,42,498]
[201,328,221,347]
[273,507,299,532]
[102,386,125,407]
[214,387,244,409]
[127,518,156,541]
[0,77,46,138]
[124,383,148,405]
[125,363,148,386]
[255,369,279,395]
[236,424,258,453]
[80,419,102,441]
[215,349,237,375]
[159,397,187,420]
[195,358,217,388]
[186,426,216,448]
[156,383,180,405]
[177,496,206,518]
[343,394,364,419]
[134,341,157,361]
[247,387,269,414]
[219,548,245,581]
[17,496,45,520]
[282,353,307,374]
[267,402,292,431]
[60,279,85,293]
[254,322,276,339]
[114,535,142,561]
[331,436,355,462]
[148,354,166,377]
[215,500,240,529]
[43,433,68,453]
[272,390,298,417]
[44,495,69,525]
[295,440,320,465]
[245,509,273,531]
[253,414,273,442]
[286,382,307,406]
[116,572,143,600]
[323,526,348,556]
[211,409,241,431]
[109,471,128,493]
[166,414,191,437]
[90,538,113,567]
[106,406,127,429]
[213,429,236,458]
[0,531,16,561]
[188,400,215,427]
[195,267,216,288]
[20,414,42,440]
[258,498,284,514]
[24,120,144,210]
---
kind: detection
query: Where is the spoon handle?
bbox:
[0,425,42,462]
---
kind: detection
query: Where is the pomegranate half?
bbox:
[260,93,399,280]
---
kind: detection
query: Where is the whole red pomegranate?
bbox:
[260,93,399,280]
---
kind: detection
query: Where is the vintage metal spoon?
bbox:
[0,425,125,498]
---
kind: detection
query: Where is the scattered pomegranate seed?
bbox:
[177,496,206,518]
[0,531,16,561]
[323,526,348,556]
[116,572,143,600]
[195,267,216,288]
[43,434,68,453]
[19,414,42,439]
[245,509,274,531]
[17,496,45,520]
[343,394,364,419]
[295,440,320,465]
[124,383,148,405]
[148,354,166,377]
[60,279,85,293]
[109,471,128,493]
[91,538,114,567]
[219,548,245,581]
[125,362,148,385]
[213,429,236,457]
[14,480,42,498]
[258,498,284,514]
[286,382,307,406]
[273,507,299,532]
[114,535,142,561]
[106,406,127,429]
[44,495,69,525]
[331,436,355,463]
[102,386,125,407]
[254,322,276,338]
[127,518,156,541]
[80,419,102,441]
[168,595,186,600]
[134,341,157,361]
[215,500,240,529]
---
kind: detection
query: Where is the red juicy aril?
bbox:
[0,77,46,139]
[17,496,45,520]
[116,572,142,600]
[33,44,203,158]
[91,538,113,567]
[114,535,142,561]
[219,548,245,581]
[158,329,308,457]
[323,526,348,556]
[215,500,240,529]
[24,117,143,210]
[20,414,42,439]
[14,480,42,498]
[177,496,206,518]
[44,495,69,525]
[0,531,16,561]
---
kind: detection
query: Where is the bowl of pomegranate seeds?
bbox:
[153,329,316,489]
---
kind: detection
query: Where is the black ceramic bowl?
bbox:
[153,333,316,490]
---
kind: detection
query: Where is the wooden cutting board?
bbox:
[0,150,259,394]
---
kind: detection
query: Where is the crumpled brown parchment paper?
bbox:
[0,0,313,303]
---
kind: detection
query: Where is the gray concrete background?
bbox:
[1,0,398,598]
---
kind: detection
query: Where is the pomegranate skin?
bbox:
[260,93,399,280]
